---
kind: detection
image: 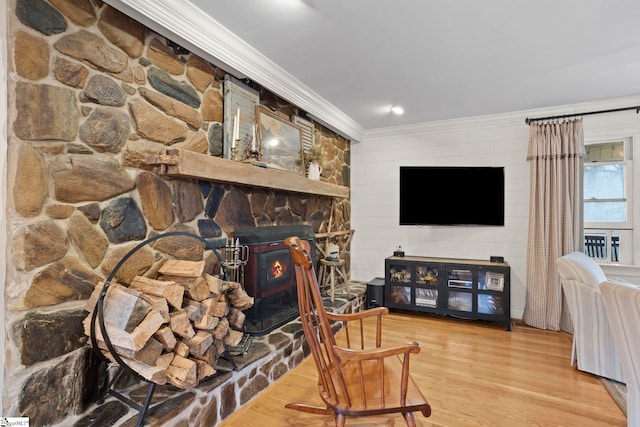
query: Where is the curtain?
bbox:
[523,119,584,331]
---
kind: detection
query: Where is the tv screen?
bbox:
[399,166,505,226]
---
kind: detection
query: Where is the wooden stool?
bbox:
[319,258,351,302]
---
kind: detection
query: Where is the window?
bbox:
[583,139,632,264]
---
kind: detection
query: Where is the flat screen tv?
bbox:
[399,166,505,226]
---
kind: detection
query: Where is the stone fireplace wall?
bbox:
[4,0,351,424]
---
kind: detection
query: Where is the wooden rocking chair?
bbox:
[284,236,431,427]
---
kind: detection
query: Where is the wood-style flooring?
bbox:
[218,311,626,427]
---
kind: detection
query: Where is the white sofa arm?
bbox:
[561,278,624,382]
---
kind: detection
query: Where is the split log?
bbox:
[166,355,197,388]
[182,299,205,323]
[119,337,164,365]
[130,276,184,309]
[92,337,163,367]
[223,329,244,347]
[206,299,229,318]
[184,277,211,301]
[212,317,229,340]
[174,340,190,358]
[193,314,219,331]
[156,352,175,369]
[85,282,151,332]
[195,359,216,381]
[204,274,222,299]
[184,330,213,357]
[103,309,166,352]
[227,286,254,310]
[122,357,168,385]
[212,339,226,357]
[159,275,211,302]
[227,308,246,331]
[159,259,206,277]
[193,346,216,367]
[143,294,170,323]
[154,326,177,352]
[169,310,196,339]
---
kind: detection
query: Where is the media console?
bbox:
[385,255,511,331]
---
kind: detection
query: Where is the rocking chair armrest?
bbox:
[326,306,389,322]
[333,341,421,362]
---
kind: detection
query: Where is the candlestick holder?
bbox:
[245,148,261,161]
[231,144,240,161]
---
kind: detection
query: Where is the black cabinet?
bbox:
[385,256,511,331]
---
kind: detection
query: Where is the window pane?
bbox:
[584,201,626,222]
[585,141,624,162]
[584,164,624,199]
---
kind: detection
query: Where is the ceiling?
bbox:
[110,0,640,138]
[195,0,640,129]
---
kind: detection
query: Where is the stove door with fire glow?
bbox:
[258,248,293,296]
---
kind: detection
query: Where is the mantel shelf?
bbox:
[146,149,350,199]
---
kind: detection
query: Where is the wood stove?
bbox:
[234,225,316,335]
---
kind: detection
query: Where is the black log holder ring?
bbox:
[90,231,232,427]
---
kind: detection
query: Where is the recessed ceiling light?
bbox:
[390,106,405,115]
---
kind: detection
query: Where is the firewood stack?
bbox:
[84,259,254,389]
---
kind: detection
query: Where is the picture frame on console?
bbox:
[485,272,505,291]
[256,106,305,175]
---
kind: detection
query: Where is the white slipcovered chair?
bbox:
[556,252,624,382]
[600,280,640,427]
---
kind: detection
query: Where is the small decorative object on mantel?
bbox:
[224,76,259,161]
[305,143,324,180]
[231,107,241,161]
[244,123,262,161]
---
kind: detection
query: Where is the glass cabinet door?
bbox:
[414,264,440,309]
[446,266,474,312]
[387,262,412,307]
[477,266,507,315]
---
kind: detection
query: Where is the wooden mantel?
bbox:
[146,149,350,199]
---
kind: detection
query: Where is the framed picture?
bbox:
[485,272,504,291]
[256,106,305,175]
[223,76,259,160]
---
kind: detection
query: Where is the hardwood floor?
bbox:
[218,311,626,427]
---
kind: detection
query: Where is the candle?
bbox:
[251,124,257,151]
[231,108,240,148]
[235,108,240,141]
[231,116,236,149]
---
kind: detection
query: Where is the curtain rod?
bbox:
[525,105,640,124]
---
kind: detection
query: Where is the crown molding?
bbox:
[363,95,640,141]
[103,0,365,143]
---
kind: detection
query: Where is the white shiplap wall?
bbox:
[351,97,640,320]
